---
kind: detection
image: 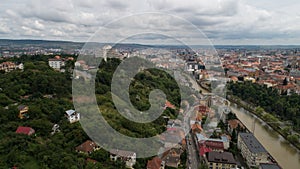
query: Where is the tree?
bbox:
[199,163,209,169]
[282,126,292,136]
[231,129,237,142]
[287,134,299,144]
[255,106,264,116]
[283,77,288,85]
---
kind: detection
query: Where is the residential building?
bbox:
[147,157,165,169]
[196,133,229,152]
[259,163,281,169]
[161,148,181,168]
[48,56,65,70]
[221,135,230,150]
[191,122,203,134]
[65,109,80,123]
[18,105,29,119]
[75,140,100,154]
[238,133,269,167]
[205,151,237,169]
[15,126,35,136]
[227,119,245,134]
[0,61,16,72]
[110,149,136,168]
[200,140,224,152]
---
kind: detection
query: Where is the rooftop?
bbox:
[259,163,281,169]
[239,133,267,153]
[15,126,35,135]
[110,149,136,157]
[75,140,98,153]
[147,157,163,169]
[207,151,236,164]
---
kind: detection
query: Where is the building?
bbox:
[205,151,237,169]
[191,122,203,134]
[48,56,65,70]
[147,157,165,169]
[75,140,100,154]
[15,126,35,136]
[196,133,229,152]
[259,163,281,169]
[161,148,181,168]
[0,62,25,72]
[200,140,224,152]
[18,105,29,119]
[227,119,245,134]
[0,61,17,72]
[238,133,269,167]
[65,109,80,123]
[110,149,136,168]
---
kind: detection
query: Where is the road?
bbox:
[186,132,200,169]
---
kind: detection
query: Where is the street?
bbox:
[186,132,200,169]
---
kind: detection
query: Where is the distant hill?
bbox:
[0,39,299,50]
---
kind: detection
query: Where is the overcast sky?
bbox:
[1,0,300,45]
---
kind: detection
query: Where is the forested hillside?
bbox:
[227,81,300,131]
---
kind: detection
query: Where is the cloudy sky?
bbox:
[1,0,300,45]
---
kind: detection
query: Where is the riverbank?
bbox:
[227,94,300,151]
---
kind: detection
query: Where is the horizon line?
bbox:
[1,38,300,46]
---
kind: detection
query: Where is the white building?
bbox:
[48,57,65,70]
[65,109,80,123]
[238,133,269,167]
[110,149,136,168]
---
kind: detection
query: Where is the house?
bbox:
[220,135,230,150]
[75,140,100,154]
[15,126,35,136]
[238,133,269,167]
[201,140,224,152]
[65,109,80,123]
[164,100,176,110]
[191,122,202,134]
[205,151,237,169]
[259,163,281,169]
[110,149,136,168]
[227,119,245,134]
[0,61,16,72]
[197,105,209,116]
[161,148,181,168]
[18,105,29,119]
[48,56,65,70]
[147,157,165,169]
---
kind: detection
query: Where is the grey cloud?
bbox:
[0,0,300,44]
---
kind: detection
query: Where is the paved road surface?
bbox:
[187,132,200,169]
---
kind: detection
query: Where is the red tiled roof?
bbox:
[15,126,35,135]
[165,100,176,109]
[228,119,245,130]
[191,123,203,133]
[204,140,224,150]
[199,146,212,156]
[147,157,162,169]
[76,140,98,153]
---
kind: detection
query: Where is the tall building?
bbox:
[238,133,269,167]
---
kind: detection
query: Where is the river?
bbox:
[230,104,300,169]
[195,83,300,169]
